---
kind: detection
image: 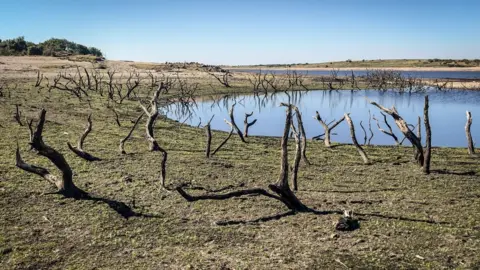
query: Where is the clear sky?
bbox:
[0,0,479,65]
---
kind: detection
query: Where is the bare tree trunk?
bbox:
[205,115,214,158]
[225,103,246,143]
[314,111,345,147]
[119,112,145,154]
[368,110,374,145]
[423,96,431,174]
[139,83,169,188]
[369,100,424,166]
[293,107,310,165]
[111,108,121,127]
[359,121,367,145]
[344,114,370,164]
[14,104,23,126]
[16,109,86,198]
[67,114,101,161]
[269,105,308,211]
[290,119,301,191]
[466,111,475,156]
[243,112,257,137]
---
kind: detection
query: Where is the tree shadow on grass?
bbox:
[431,169,476,176]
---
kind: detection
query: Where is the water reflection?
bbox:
[165,89,480,147]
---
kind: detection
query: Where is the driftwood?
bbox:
[466,111,475,156]
[369,99,424,166]
[344,113,370,164]
[314,111,345,147]
[205,115,214,158]
[243,112,257,137]
[373,112,399,145]
[67,114,101,161]
[423,96,431,174]
[177,104,309,212]
[16,109,87,198]
[119,112,145,154]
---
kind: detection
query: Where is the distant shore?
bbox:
[227,66,480,72]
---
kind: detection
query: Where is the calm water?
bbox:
[165,90,480,147]
[233,69,480,80]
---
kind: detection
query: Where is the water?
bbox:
[165,90,480,147]
[233,69,480,80]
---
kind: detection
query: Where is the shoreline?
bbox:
[227,66,480,72]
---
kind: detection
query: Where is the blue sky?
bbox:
[1,0,479,65]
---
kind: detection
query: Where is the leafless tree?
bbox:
[225,103,246,143]
[16,109,87,198]
[35,70,44,88]
[373,113,400,145]
[243,112,257,137]
[359,121,367,145]
[119,112,145,155]
[111,108,121,127]
[177,104,310,213]
[344,113,370,164]
[466,111,475,156]
[13,104,23,126]
[369,100,424,166]
[139,83,169,188]
[423,96,431,174]
[207,70,232,88]
[205,115,214,158]
[313,111,345,147]
[67,114,101,161]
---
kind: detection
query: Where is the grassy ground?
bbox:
[228,59,480,70]
[1,58,480,269]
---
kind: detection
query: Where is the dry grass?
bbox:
[0,58,480,269]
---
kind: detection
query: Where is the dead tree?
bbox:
[67,114,101,161]
[373,112,400,145]
[119,112,145,154]
[16,109,87,198]
[205,115,214,158]
[344,113,370,164]
[211,129,234,156]
[243,112,257,137]
[359,121,367,145]
[14,104,23,126]
[139,83,168,188]
[111,108,121,127]
[314,111,345,147]
[177,104,309,212]
[369,100,424,166]
[289,112,302,191]
[367,110,374,145]
[281,103,310,165]
[225,103,246,143]
[35,70,44,87]
[207,70,232,88]
[466,111,475,156]
[423,96,431,174]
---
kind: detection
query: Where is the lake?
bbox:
[233,69,480,80]
[165,89,480,147]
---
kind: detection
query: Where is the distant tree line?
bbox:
[0,36,103,57]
